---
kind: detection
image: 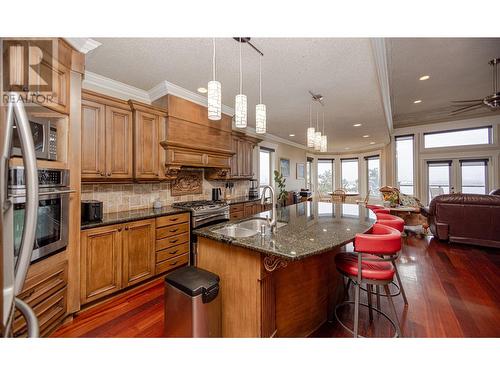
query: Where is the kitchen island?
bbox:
[193,201,375,337]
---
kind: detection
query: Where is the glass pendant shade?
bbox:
[307,127,316,147]
[235,94,247,128]
[314,131,322,151]
[255,103,266,133]
[207,80,221,120]
[320,135,327,152]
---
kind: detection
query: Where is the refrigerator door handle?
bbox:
[11,94,39,295]
[15,298,39,338]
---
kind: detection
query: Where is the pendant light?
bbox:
[208,38,222,121]
[314,107,321,151]
[255,54,266,134]
[320,111,327,152]
[307,102,315,147]
[235,38,247,128]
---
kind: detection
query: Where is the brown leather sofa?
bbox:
[422,193,500,248]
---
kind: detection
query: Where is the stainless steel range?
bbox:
[172,200,229,229]
[171,200,229,265]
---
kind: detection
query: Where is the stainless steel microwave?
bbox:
[11,116,57,161]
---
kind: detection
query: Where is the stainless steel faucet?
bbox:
[261,185,277,233]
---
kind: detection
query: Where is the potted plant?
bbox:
[273,170,288,207]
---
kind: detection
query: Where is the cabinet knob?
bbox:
[125,226,129,231]
[118,228,122,232]
[100,172,105,176]
[107,172,111,177]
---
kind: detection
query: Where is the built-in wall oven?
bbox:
[8,167,72,263]
[11,116,57,161]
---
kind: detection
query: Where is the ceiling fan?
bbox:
[451,58,500,115]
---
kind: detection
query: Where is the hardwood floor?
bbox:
[52,235,500,338]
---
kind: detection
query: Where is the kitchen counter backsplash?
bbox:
[81,175,250,214]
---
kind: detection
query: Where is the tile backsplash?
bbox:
[81,172,250,214]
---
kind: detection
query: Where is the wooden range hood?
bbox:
[156,95,235,179]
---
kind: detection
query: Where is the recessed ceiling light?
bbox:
[362,135,370,138]
[344,147,350,150]
[353,123,362,127]
[419,75,430,81]
[197,87,207,94]
[414,99,422,104]
[370,141,375,145]
[289,134,295,137]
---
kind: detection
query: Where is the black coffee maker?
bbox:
[212,188,222,201]
[249,179,259,199]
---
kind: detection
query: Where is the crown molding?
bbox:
[64,38,102,54]
[371,38,393,136]
[148,80,235,116]
[82,71,151,103]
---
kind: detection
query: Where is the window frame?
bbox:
[317,158,334,194]
[423,126,492,149]
[340,157,359,194]
[259,147,273,198]
[364,155,380,197]
[306,157,313,191]
[395,134,415,196]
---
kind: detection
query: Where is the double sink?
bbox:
[212,218,286,238]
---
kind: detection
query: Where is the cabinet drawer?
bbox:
[230,211,245,220]
[156,232,189,251]
[156,242,189,263]
[156,222,189,239]
[230,203,244,213]
[14,287,66,337]
[19,262,67,307]
[156,213,189,228]
[155,253,189,275]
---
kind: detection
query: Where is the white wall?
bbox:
[388,115,500,205]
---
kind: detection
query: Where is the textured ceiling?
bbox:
[388,38,500,127]
[85,38,389,151]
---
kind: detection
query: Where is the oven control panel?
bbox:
[8,167,70,188]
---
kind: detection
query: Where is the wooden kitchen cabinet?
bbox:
[122,219,156,287]
[129,100,168,181]
[81,90,133,182]
[229,132,260,179]
[81,98,106,179]
[80,224,123,304]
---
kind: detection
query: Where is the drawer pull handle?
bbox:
[170,218,179,222]
[170,261,178,266]
[169,229,178,232]
[169,250,178,255]
[170,239,178,244]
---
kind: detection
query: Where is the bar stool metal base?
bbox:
[334,300,400,338]
[359,280,402,298]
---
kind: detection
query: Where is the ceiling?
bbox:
[84,37,500,150]
[388,38,500,127]
[85,38,389,152]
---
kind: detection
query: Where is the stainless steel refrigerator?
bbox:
[1,93,39,337]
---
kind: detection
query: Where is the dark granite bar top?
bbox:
[224,196,261,205]
[193,201,376,261]
[81,206,190,230]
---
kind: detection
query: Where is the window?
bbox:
[460,159,488,194]
[317,159,334,194]
[306,157,313,190]
[365,155,380,196]
[395,135,414,195]
[424,126,491,149]
[341,158,359,193]
[259,148,273,197]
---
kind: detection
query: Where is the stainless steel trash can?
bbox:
[164,266,221,337]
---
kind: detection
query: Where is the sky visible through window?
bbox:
[341,159,358,193]
[424,127,490,148]
[396,137,414,195]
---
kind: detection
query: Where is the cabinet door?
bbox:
[134,110,160,180]
[243,141,254,178]
[122,219,156,287]
[50,65,70,114]
[230,136,240,178]
[81,226,122,304]
[106,106,133,179]
[81,99,106,180]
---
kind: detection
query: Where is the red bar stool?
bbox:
[334,223,403,337]
[374,213,408,306]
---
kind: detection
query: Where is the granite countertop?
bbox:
[224,196,261,205]
[81,206,190,230]
[193,201,376,261]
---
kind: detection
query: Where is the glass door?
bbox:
[427,160,452,202]
[459,159,488,194]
